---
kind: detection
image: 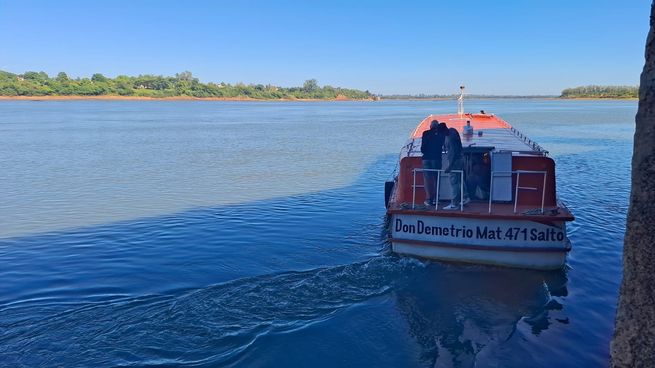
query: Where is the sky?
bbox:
[0,0,650,95]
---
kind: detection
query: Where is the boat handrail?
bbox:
[488,170,548,214]
[508,126,548,155]
[412,168,465,211]
[495,149,549,156]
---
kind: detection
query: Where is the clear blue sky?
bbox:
[0,0,650,95]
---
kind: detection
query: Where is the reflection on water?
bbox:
[394,265,568,367]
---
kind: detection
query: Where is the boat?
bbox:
[385,89,574,269]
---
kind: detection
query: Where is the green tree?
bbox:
[22,71,49,83]
[561,85,638,99]
[56,72,69,82]
[0,70,374,100]
[91,73,108,83]
[175,71,195,82]
[303,79,319,92]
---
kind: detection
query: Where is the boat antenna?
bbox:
[457,85,465,117]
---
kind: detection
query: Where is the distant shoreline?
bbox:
[0,95,374,102]
[0,95,638,102]
[558,97,638,101]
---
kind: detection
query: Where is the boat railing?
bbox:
[508,127,548,155]
[489,170,547,214]
[495,149,548,156]
[412,169,465,211]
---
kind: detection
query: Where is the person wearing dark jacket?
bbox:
[421,120,446,206]
[443,127,470,210]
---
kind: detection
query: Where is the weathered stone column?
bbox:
[611,2,655,366]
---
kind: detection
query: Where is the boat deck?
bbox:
[387,200,574,222]
[405,113,547,157]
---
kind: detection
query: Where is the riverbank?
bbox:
[0,95,639,102]
[559,97,638,100]
[0,95,376,102]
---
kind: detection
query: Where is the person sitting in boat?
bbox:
[420,120,446,206]
[443,128,470,210]
[467,158,490,200]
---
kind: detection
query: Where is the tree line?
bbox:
[560,85,638,99]
[0,70,373,100]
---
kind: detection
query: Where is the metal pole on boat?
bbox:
[541,172,547,214]
[435,170,441,210]
[460,170,464,212]
[412,169,417,209]
[488,171,494,214]
[514,171,520,214]
[457,86,465,118]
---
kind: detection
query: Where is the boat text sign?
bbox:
[391,214,567,249]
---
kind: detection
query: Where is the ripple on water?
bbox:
[0,257,413,366]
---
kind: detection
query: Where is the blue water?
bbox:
[0,100,635,367]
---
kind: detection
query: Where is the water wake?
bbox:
[0,256,425,367]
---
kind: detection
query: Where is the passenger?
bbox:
[467,160,490,200]
[443,128,470,210]
[438,122,449,135]
[463,120,474,136]
[420,120,446,206]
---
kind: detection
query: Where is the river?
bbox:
[0,99,634,367]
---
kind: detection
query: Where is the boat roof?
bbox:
[407,113,547,156]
